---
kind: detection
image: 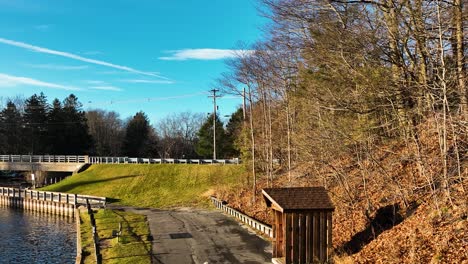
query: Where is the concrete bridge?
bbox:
[0,155,240,169]
[0,154,240,187]
[0,154,240,176]
[0,155,88,173]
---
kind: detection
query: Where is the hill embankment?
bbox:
[214,120,468,263]
[42,164,247,208]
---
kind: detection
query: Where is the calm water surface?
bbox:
[0,207,76,264]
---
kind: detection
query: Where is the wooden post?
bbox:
[327,212,333,261]
[299,213,306,263]
[319,211,325,262]
[284,213,291,263]
[292,213,299,263]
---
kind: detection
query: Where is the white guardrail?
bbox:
[89,157,240,164]
[0,187,107,207]
[0,155,87,163]
[210,196,273,238]
[0,155,241,165]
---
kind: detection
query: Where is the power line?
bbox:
[85,92,206,106]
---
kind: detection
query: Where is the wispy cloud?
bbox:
[82,51,102,56]
[0,37,167,79]
[89,86,122,92]
[158,49,252,61]
[120,79,174,84]
[85,80,106,85]
[34,24,52,31]
[0,72,80,91]
[24,63,88,70]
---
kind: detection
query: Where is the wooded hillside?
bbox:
[214,0,467,262]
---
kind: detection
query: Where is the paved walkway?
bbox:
[111,206,272,264]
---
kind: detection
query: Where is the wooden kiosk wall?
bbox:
[274,210,332,263]
[263,187,335,264]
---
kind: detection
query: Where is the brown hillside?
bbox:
[214,119,467,263]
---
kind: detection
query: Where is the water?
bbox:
[0,208,76,264]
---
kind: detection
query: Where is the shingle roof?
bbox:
[262,187,335,211]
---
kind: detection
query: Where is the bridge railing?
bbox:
[0,187,106,207]
[88,156,240,165]
[0,155,88,163]
[0,155,240,165]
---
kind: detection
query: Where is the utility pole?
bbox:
[209,89,221,160]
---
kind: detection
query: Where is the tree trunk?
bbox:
[248,85,257,202]
[454,0,467,117]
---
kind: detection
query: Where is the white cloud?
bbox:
[82,51,102,55]
[0,72,80,91]
[89,86,122,92]
[158,49,253,61]
[85,80,106,85]
[24,63,88,70]
[0,37,167,79]
[120,79,174,84]
[34,24,52,31]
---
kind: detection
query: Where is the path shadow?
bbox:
[340,203,409,254]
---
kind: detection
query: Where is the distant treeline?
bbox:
[0,93,242,158]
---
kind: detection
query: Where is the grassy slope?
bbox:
[80,209,151,264]
[42,164,247,208]
[80,209,152,264]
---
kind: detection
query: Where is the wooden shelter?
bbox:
[262,187,335,264]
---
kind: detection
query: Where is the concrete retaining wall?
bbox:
[0,192,76,217]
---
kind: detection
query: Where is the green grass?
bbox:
[80,209,152,264]
[41,164,247,208]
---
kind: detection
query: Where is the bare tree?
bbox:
[86,109,124,156]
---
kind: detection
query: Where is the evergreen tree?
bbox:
[23,93,49,154]
[225,108,244,157]
[47,99,67,154]
[60,94,93,154]
[195,114,227,158]
[122,111,152,156]
[0,102,24,154]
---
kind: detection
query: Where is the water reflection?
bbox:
[0,208,76,264]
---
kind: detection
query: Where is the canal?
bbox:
[0,207,76,263]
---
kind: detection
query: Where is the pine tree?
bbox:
[23,93,49,154]
[225,108,244,157]
[122,111,152,157]
[47,98,67,154]
[60,94,93,154]
[195,114,227,158]
[0,102,24,154]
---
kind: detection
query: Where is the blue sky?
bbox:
[0,0,265,124]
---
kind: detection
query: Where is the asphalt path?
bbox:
[112,206,272,264]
